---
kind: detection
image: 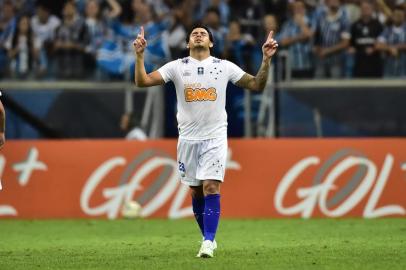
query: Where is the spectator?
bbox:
[31,3,60,77]
[54,1,89,79]
[279,0,315,78]
[225,20,257,73]
[203,7,228,58]
[263,14,279,37]
[6,15,39,78]
[376,6,406,77]
[167,7,188,59]
[260,13,280,70]
[13,0,36,17]
[84,0,121,79]
[314,0,351,78]
[104,0,170,76]
[231,0,265,41]
[375,0,394,24]
[145,0,171,21]
[175,0,200,30]
[138,4,171,70]
[343,0,361,24]
[197,0,230,27]
[0,0,16,77]
[262,0,289,26]
[350,0,384,78]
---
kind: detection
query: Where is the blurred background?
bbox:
[1,0,406,140]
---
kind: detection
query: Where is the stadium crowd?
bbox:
[0,0,405,81]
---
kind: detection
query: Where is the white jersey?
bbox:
[158,56,245,140]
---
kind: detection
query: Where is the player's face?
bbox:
[188,28,213,50]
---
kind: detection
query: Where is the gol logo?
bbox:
[185,87,217,102]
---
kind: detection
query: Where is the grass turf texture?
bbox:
[0,219,405,270]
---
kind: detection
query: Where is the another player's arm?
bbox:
[133,26,165,87]
[0,98,5,149]
[235,31,278,92]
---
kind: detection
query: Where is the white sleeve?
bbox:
[157,60,178,83]
[226,60,246,84]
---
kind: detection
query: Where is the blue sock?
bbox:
[203,194,221,241]
[192,197,205,236]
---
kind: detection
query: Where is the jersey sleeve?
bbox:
[157,60,178,83]
[226,60,246,84]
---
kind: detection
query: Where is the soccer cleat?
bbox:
[196,238,217,257]
[199,240,216,258]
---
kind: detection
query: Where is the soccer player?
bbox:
[133,25,278,258]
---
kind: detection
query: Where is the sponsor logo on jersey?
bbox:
[184,87,217,102]
[182,70,191,76]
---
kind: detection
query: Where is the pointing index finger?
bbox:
[267,30,274,42]
[140,26,144,38]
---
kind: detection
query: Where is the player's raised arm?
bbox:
[133,26,165,87]
[235,31,278,92]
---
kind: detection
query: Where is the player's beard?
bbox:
[193,44,209,52]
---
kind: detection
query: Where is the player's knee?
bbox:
[190,185,204,198]
[203,181,220,195]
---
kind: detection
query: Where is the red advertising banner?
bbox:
[0,139,405,219]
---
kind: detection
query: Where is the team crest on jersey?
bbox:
[197,67,204,75]
[185,87,217,102]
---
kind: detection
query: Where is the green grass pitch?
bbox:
[0,219,405,269]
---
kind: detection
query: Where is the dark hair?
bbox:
[185,24,214,43]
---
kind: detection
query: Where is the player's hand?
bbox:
[0,132,5,149]
[262,31,278,62]
[133,26,147,55]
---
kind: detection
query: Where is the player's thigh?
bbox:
[177,138,201,186]
[196,137,228,181]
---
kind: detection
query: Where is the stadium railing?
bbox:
[2,78,406,138]
[0,80,165,139]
